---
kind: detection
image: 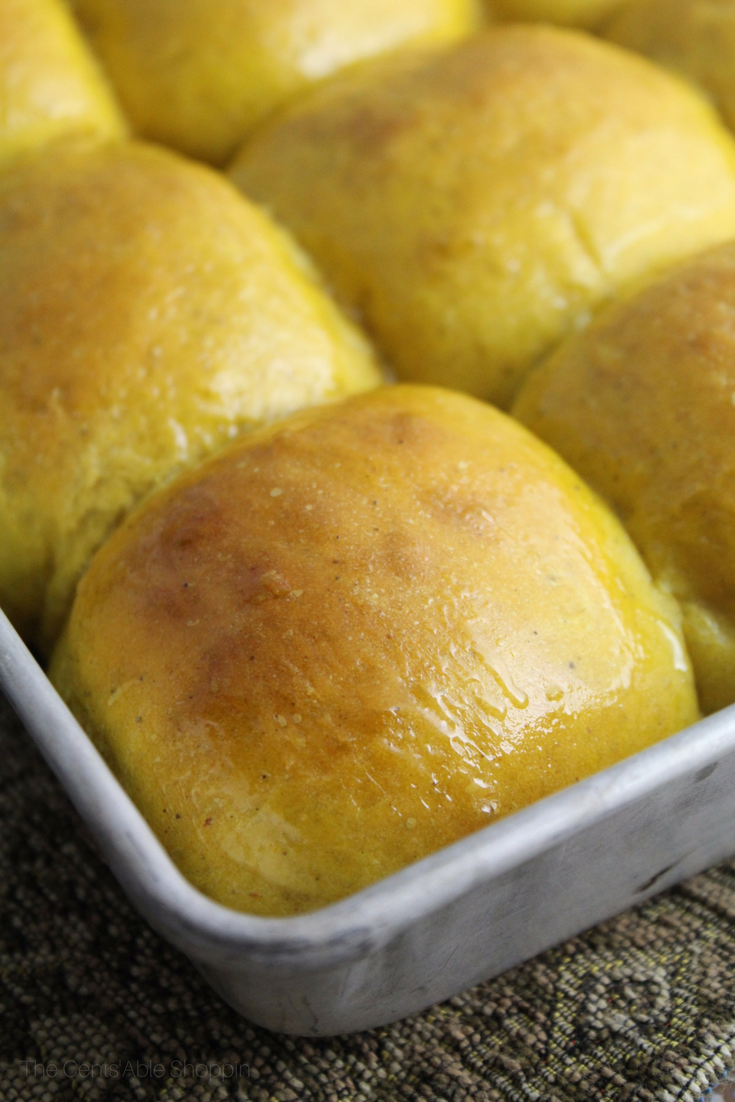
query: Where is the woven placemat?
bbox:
[2,690,735,1102]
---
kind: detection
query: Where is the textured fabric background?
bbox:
[3,689,735,1102]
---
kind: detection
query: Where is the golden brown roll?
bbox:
[604,0,735,136]
[51,385,699,917]
[230,25,735,409]
[490,0,626,28]
[514,241,735,715]
[0,0,126,170]
[68,0,485,165]
[0,139,382,652]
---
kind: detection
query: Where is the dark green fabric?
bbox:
[2,689,735,1102]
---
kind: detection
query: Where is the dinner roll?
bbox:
[0,139,381,652]
[604,0,735,136]
[490,0,626,29]
[51,385,699,916]
[68,0,485,165]
[231,26,735,409]
[0,0,125,170]
[514,241,735,715]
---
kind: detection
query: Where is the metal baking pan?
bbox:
[2,605,735,1037]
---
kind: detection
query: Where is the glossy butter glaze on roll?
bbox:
[231,25,735,409]
[51,385,699,917]
[0,0,126,169]
[69,0,485,165]
[0,139,382,652]
[514,241,735,716]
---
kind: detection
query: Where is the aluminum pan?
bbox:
[2,607,735,1035]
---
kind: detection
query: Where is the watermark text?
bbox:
[22,1059,249,1081]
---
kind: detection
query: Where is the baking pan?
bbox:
[2,605,735,1037]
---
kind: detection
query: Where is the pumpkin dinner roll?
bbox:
[51,386,699,917]
[490,0,627,29]
[604,0,735,136]
[68,0,485,165]
[514,242,735,716]
[0,139,382,652]
[231,25,735,409]
[0,0,126,170]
